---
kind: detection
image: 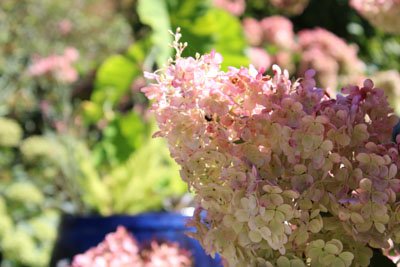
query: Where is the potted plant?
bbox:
[43,48,219,266]
[142,29,400,266]
[48,123,219,266]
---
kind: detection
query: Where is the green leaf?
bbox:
[93,112,148,166]
[138,0,173,67]
[173,8,249,69]
[118,112,148,150]
[107,131,187,214]
[126,38,151,64]
[92,55,139,107]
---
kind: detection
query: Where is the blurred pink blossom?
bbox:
[213,0,246,15]
[260,16,295,49]
[299,47,339,91]
[28,47,79,83]
[270,0,310,15]
[142,241,193,267]
[242,18,263,46]
[274,51,295,73]
[70,226,193,267]
[64,47,80,62]
[248,47,271,70]
[297,28,364,90]
[350,0,400,34]
[58,19,73,35]
[71,226,141,267]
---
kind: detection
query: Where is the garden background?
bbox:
[1,0,400,266]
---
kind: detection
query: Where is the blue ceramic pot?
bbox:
[50,212,222,267]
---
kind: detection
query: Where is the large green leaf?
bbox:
[126,38,151,64]
[137,0,173,67]
[92,55,139,107]
[92,111,148,166]
[172,8,249,69]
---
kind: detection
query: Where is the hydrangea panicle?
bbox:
[143,30,400,266]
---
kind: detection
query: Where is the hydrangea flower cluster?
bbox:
[243,17,365,91]
[350,0,400,34]
[297,28,364,91]
[143,30,400,266]
[141,240,193,267]
[243,16,295,71]
[71,226,192,267]
[28,47,79,83]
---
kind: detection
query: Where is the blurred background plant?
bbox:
[69,226,193,267]
[1,0,400,266]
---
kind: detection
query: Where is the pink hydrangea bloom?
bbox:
[143,31,400,266]
[297,28,364,90]
[142,241,192,267]
[213,0,246,16]
[247,47,271,70]
[71,226,142,267]
[70,226,193,267]
[350,0,400,34]
[242,18,264,46]
[28,47,79,83]
[270,0,310,15]
[260,16,295,49]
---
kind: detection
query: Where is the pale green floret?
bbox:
[0,117,22,147]
[306,239,354,267]
[19,136,62,162]
[5,182,44,205]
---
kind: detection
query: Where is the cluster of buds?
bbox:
[143,30,400,266]
[71,226,192,267]
[350,0,400,34]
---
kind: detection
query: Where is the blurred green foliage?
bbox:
[0,119,59,267]
[0,0,131,130]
